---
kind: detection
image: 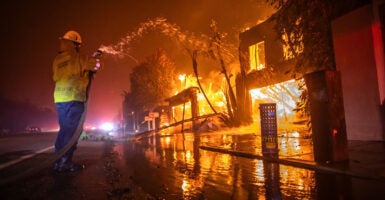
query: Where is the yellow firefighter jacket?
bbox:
[53,50,97,103]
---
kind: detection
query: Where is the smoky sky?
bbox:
[0,0,274,125]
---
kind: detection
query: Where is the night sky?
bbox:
[0,0,274,127]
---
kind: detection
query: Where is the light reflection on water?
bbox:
[115,129,385,199]
[118,131,321,199]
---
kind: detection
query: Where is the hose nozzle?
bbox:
[93,49,103,57]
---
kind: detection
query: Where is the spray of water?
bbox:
[98,17,235,62]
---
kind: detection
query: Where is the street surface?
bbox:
[1,131,385,199]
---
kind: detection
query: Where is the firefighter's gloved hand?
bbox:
[94,59,101,71]
[92,49,103,71]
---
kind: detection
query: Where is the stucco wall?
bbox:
[332,4,384,140]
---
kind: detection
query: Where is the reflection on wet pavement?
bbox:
[114,130,385,199]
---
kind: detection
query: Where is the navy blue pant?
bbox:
[55,101,85,161]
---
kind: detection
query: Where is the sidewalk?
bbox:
[343,140,385,179]
[201,139,385,181]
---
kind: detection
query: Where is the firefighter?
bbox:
[52,30,102,172]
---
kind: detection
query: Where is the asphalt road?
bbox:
[0,133,152,199]
[2,132,385,199]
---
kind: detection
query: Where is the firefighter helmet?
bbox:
[60,30,82,44]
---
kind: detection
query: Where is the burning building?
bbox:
[237,0,385,143]
[123,1,384,146]
[237,17,307,132]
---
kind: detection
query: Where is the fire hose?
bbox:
[0,51,102,186]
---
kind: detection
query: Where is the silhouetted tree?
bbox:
[128,48,176,112]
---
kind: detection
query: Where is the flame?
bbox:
[249,79,306,126]
[100,18,306,130]
[171,73,228,122]
[179,74,186,81]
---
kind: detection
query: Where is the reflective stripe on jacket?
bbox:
[53,50,96,103]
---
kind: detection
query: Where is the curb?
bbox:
[200,145,385,181]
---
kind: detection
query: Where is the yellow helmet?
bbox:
[60,30,82,44]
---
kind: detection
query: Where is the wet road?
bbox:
[0,133,152,199]
[120,130,385,199]
[1,131,385,199]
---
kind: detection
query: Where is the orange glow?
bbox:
[153,130,314,198]
[182,179,191,192]
[249,41,266,71]
[254,160,266,184]
[249,79,307,130]
[179,74,186,81]
[171,73,228,120]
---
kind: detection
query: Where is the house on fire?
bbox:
[236,1,385,142]
[236,14,305,128]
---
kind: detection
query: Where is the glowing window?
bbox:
[249,41,265,71]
